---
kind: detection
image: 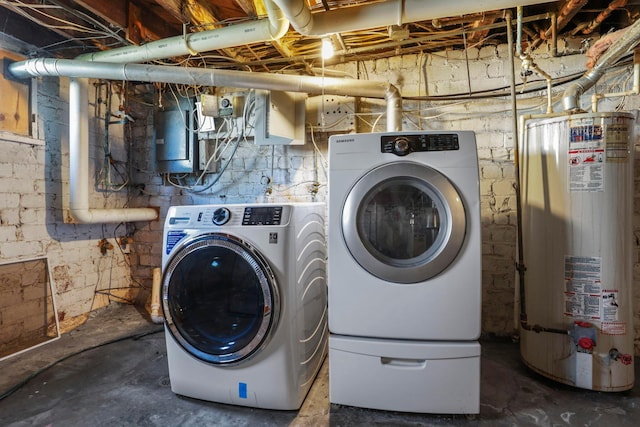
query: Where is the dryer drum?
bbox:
[342,161,467,283]
[162,233,280,365]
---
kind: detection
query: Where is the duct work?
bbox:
[7,0,559,225]
[76,0,288,63]
[8,59,402,223]
[272,0,555,36]
[563,16,640,112]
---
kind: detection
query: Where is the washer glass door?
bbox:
[342,161,466,283]
[162,233,278,364]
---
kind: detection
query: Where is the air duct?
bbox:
[76,0,288,63]
[272,0,555,36]
[563,17,640,112]
[9,59,401,131]
[9,59,402,223]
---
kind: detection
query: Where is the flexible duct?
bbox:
[272,0,555,36]
[563,17,640,112]
[76,0,288,63]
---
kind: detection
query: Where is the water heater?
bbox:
[519,112,635,391]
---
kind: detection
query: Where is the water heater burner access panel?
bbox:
[381,134,459,156]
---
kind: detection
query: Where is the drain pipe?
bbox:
[563,17,640,112]
[68,78,158,223]
[76,0,288,63]
[272,0,555,36]
[10,59,402,132]
[508,10,571,335]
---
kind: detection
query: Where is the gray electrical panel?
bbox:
[154,96,197,173]
[254,90,306,145]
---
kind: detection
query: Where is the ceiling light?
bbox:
[322,38,334,59]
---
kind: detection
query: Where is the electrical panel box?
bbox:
[306,95,355,132]
[154,96,197,173]
[198,139,220,173]
[254,90,306,145]
[200,90,246,118]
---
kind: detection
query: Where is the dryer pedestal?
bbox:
[329,335,480,414]
[327,131,482,414]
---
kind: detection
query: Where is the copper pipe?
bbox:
[539,0,587,40]
[582,0,628,35]
[431,11,502,29]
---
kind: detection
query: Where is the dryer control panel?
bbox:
[381,133,459,156]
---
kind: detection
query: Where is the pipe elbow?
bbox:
[264,0,290,40]
[385,84,403,132]
[272,0,314,35]
[69,208,158,224]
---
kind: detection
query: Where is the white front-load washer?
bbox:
[327,132,482,414]
[161,203,327,410]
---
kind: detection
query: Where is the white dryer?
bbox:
[161,203,327,410]
[328,132,481,414]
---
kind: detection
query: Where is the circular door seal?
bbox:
[162,232,279,365]
[342,161,466,283]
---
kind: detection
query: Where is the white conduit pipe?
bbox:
[272,0,556,36]
[69,78,158,223]
[76,0,288,63]
[10,59,402,131]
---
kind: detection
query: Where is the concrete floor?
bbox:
[1,304,639,426]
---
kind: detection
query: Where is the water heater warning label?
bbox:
[564,256,602,320]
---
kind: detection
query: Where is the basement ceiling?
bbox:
[1,1,639,73]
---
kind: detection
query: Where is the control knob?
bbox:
[393,137,411,156]
[212,207,231,226]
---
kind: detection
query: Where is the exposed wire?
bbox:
[0,328,163,401]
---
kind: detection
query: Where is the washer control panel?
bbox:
[242,206,283,226]
[381,133,459,156]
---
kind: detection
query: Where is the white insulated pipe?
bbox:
[69,78,158,223]
[272,0,556,36]
[76,0,288,63]
[10,59,402,132]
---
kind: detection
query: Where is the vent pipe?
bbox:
[9,59,401,131]
[76,0,288,63]
[9,59,402,223]
[563,17,640,112]
[272,0,555,36]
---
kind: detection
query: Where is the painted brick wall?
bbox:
[0,76,137,332]
[128,43,640,350]
[2,40,639,353]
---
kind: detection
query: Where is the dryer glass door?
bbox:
[342,162,466,283]
[162,233,279,364]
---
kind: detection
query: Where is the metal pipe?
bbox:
[9,58,402,131]
[273,0,555,36]
[551,12,558,57]
[506,10,526,331]
[582,0,628,35]
[76,0,288,63]
[563,17,640,112]
[591,47,640,112]
[432,11,502,29]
